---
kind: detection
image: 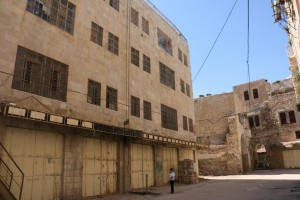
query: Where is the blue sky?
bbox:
[150,0,290,98]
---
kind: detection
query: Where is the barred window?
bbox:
[131,8,139,26]
[180,79,185,94]
[108,32,119,55]
[161,104,178,131]
[109,0,119,11]
[188,118,193,132]
[159,62,175,90]
[87,79,101,106]
[12,46,68,101]
[131,47,139,67]
[142,17,149,34]
[157,28,172,55]
[106,86,118,111]
[91,22,103,46]
[183,115,188,131]
[178,48,183,62]
[183,54,188,66]
[131,96,140,117]
[186,84,191,97]
[143,100,152,120]
[143,54,151,73]
[26,0,76,34]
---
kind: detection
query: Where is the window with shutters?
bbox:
[90,22,103,46]
[109,0,119,11]
[159,62,175,90]
[142,17,149,34]
[106,86,118,111]
[26,0,75,34]
[131,8,139,26]
[87,79,101,106]
[161,104,178,131]
[143,100,152,120]
[183,116,188,130]
[131,96,140,117]
[108,32,119,55]
[12,46,68,101]
[143,54,151,73]
[131,47,139,67]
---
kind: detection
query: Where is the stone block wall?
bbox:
[178,159,198,184]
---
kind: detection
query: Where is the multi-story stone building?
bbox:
[0,0,197,199]
[195,78,300,175]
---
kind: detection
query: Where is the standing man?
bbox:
[169,168,175,194]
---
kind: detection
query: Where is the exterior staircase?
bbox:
[0,143,23,200]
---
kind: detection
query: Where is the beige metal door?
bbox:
[179,149,194,161]
[131,144,154,189]
[82,138,118,197]
[283,150,300,168]
[162,147,178,184]
[1,127,63,200]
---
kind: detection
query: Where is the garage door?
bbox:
[82,138,118,197]
[1,127,63,200]
[179,149,194,161]
[283,150,300,168]
[163,147,178,184]
[131,144,154,189]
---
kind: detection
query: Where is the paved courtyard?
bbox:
[97,169,300,200]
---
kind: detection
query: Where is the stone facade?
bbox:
[195,78,300,175]
[0,0,197,199]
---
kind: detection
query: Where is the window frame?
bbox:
[131,95,140,117]
[108,32,119,55]
[131,47,139,67]
[109,0,119,11]
[87,79,101,106]
[161,104,178,131]
[188,118,193,132]
[143,54,151,73]
[90,22,103,46]
[142,17,149,35]
[106,86,118,111]
[244,91,249,101]
[143,100,152,121]
[159,62,175,90]
[253,88,259,99]
[131,7,139,27]
[183,115,188,131]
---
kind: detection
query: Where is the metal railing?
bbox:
[0,142,24,200]
[144,0,188,43]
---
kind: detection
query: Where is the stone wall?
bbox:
[178,159,198,184]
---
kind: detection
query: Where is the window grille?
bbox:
[183,116,188,130]
[87,79,101,106]
[131,8,139,26]
[109,0,119,11]
[143,100,152,120]
[106,87,118,111]
[91,22,103,46]
[131,96,140,117]
[186,84,191,97]
[108,32,119,55]
[26,0,75,34]
[159,62,175,90]
[161,104,178,131]
[142,17,149,34]
[131,47,139,67]
[143,54,151,73]
[12,46,68,101]
[180,79,185,94]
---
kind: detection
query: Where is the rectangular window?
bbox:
[131,96,140,117]
[157,28,172,55]
[183,115,188,131]
[131,8,139,26]
[253,88,259,99]
[254,115,260,127]
[12,46,68,101]
[91,22,103,46]
[143,100,152,120]
[108,32,119,55]
[143,54,151,73]
[106,86,118,111]
[180,79,185,94]
[279,112,287,124]
[109,0,119,11]
[178,48,183,62]
[296,131,300,139]
[87,79,101,106]
[183,54,188,66]
[186,84,191,97]
[244,91,249,101]
[159,62,175,90]
[289,110,297,123]
[248,116,255,128]
[142,17,149,35]
[131,47,139,67]
[161,104,178,131]
[26,0,76,34]
[188,118,193,132]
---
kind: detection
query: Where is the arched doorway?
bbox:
[254,143,269,169]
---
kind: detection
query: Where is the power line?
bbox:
[192,0,238,83]
[246,0,251,109]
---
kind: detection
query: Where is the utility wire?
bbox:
[192,0,238,83]
[246,0,251,109]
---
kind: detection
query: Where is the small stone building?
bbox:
[195,79,300,175]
